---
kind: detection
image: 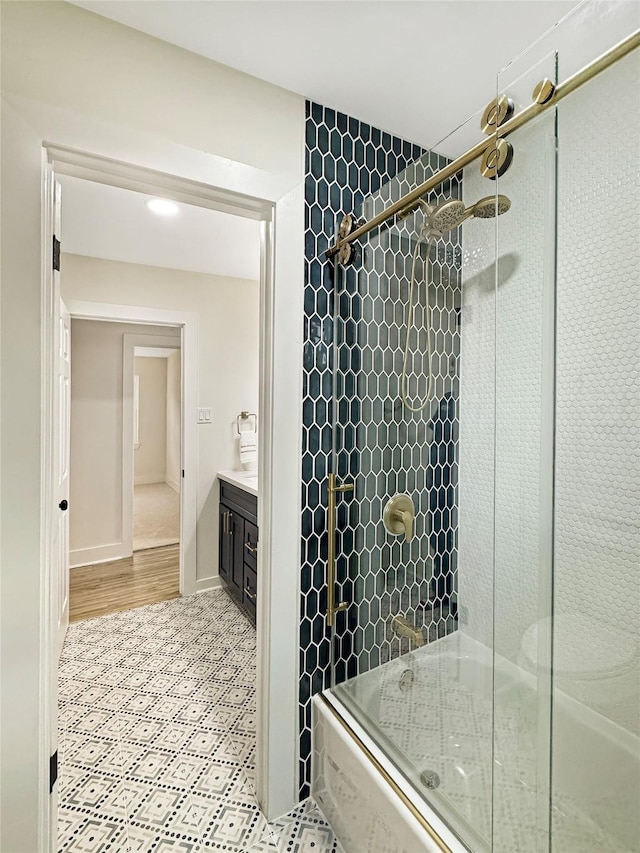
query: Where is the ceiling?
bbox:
[70,0,578,149]
[59,175,261,279]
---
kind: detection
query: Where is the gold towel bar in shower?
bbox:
[326,473,354,627]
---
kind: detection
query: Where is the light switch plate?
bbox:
[197,407,212,424]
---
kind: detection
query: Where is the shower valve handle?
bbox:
[383,494,415,543]
[392,509,414,543]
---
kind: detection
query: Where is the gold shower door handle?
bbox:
[327,473,354,627]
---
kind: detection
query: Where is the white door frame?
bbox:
[66,309,193,590]
[41,145,303,845]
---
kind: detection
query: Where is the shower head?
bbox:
[413,193,511,239]
[470,194,511,219]
[420,198,467,236]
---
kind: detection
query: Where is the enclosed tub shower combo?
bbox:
[309,4,640,852]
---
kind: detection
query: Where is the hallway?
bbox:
[69,545,180,623]
[134,483,180,552]
[58,590,342,852]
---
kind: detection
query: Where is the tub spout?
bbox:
[391,615,425,648]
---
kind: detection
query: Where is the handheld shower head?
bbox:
[470,194,512,218]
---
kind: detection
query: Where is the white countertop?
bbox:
[218,469,258,498]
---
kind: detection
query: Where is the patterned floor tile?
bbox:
[191,761,255,802]
[201,797,271,851]
[58,591,342,853]
[271,800,344,853]
[244,833,282,853]
[126,824,199,853]
[58,807,128,852]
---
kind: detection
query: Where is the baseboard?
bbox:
[196,576,222,593]
[166,477,180,494]
[70,542,130,569]
[134,475,167,486]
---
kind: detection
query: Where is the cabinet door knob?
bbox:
[244,586,257,603]
[59,499,69,511]
[244,542,257,556]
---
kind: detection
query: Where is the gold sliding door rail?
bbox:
[326,29,640,260]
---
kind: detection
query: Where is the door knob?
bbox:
[383,494,415,542]
[59,499,69,511]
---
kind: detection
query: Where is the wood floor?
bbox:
[69,544,180,623]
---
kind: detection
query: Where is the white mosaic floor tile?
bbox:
[58,591,341,853]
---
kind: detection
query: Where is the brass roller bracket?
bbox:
[480,94,515,135]
[480,94,515,180]
[331,213,363,266]
[533,77,556,104]
[480,138,514,180]
[337,213,355,266]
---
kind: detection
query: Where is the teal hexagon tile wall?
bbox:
[300,100,463,796]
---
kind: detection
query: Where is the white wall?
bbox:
[63,254,259,583]
[0,1,305,842]
[69,321,179,567]
[166,351,181,493]
[553,52,639,734]
[1,1,303,188]
[134,356,168,486]
[0,94,48,853]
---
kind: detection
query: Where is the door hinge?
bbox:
[49,750,58,793]
[52,236,61,272]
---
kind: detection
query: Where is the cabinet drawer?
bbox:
[243,521,258,571]
[220,482,257,524]
[243,565,257,621]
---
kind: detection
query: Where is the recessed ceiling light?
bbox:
[145,198,179,216]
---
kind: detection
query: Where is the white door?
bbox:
[56,295,71,656]
[48,175,70,658]
[44,172,67,849]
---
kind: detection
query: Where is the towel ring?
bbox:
[237,411,257,435]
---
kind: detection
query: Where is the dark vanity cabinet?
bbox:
[218,480,258,623]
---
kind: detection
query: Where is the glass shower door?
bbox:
[329,118,499,851]
[489,52,558,853]
[325,5,639,853]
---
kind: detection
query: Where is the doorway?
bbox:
[133,346,182,552]
[48,160,283,848]
[38,146,301,846]
[65,317,184,622]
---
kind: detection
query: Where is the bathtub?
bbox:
[312,631,639,853]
